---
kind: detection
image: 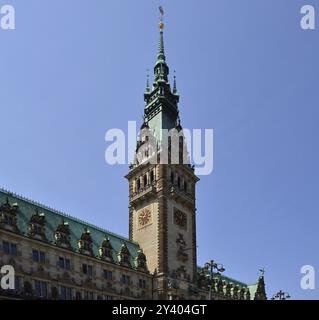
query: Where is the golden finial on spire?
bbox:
[159,6,165,30]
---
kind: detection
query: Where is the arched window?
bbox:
[143,174,148,187]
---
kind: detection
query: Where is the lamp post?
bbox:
[271,290,291,300]
[204,260,225,300]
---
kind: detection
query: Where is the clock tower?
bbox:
[126,16,199,299]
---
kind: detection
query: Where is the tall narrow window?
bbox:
[171,172,174,185]
[103,270,113,280]
[168,136,172,164]
[15,276,22,293]
[61,286,72,300]
[2,241,9,254]
[35,280,48,298]
[32,249,45,263]
[179,136,184,164]
[82,263,93,277]
[58,257,71,270]
[11,243,17,256]
[150,170,155,183]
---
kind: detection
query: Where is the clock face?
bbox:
[138,208,152,227]
[174,209,187,228]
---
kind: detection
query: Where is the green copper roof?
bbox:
[216,274,248,288]
[197,266,264,300]
[0,188,144,270]
[197,266,248,288]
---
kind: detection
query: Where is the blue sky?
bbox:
[0,0,318,299]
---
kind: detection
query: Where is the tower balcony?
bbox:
[130,183,157,206]
[169,185,195,209]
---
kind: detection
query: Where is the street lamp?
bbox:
[204,260,225,300]
[271,290,291,300]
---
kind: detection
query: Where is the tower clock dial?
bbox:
[174,209,187,228]
[138,208,152,227]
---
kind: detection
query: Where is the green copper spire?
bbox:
[158,5,165,62]
[142,8,180,145]
[153,16,169,84]
[157,30,166,62]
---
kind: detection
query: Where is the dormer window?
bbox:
[226,283,232,297]
[136,249,148,272]
[118,243,131,267]
[232,285,239,299]
[99,236,114,262]
[240,288,246,300]
[78,228,94,256]
[55,220,71,249]
[28,209,46,241]
[0,197,19,232]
